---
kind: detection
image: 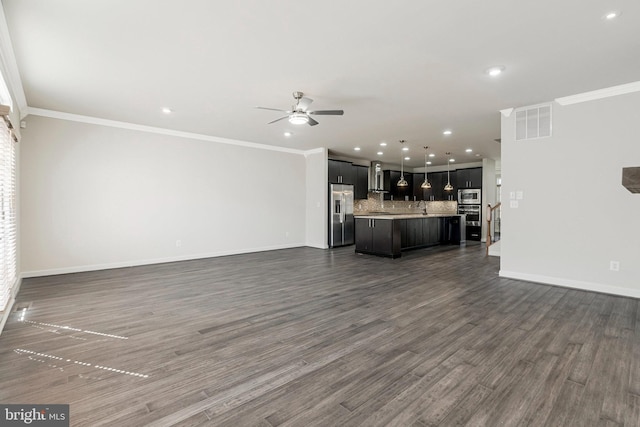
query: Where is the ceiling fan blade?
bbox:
[307,116,319,126]
[297,97,313,111]
[256,106,291,113]
[308,110,344,115]
[267,116,289,124]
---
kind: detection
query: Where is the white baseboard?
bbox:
[499,270,640,299]
[21,243,305,278]
[0,275,22,335]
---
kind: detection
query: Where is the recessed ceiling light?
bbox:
[426,161,432,165]
[162,107,172,114]
[443,130,452,135]
[466,148,473,153]
[429,153,435,158]
[377,151,383,155]
[404,157,410,161]
[284,132,292,137]
[450,158,455,162]
[476,154,481,157]
[380,142,387,146]
[486,66,505,77]
[604,11,620,20]
[354,147,361,151]
[402,147,409,151]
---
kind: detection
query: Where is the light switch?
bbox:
[516,191,524,200]
[510,200,519,208]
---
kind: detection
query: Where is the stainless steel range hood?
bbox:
[369,161,387,193]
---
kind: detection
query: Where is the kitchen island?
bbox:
[354,214,465,258]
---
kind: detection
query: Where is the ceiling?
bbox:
[2,0,639,168]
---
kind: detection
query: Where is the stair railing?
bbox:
[486,202,502,255]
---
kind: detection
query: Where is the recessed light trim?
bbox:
[604,10,620,20]
[486,66,505,77]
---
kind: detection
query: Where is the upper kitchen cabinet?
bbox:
[422,171,442,201]
[412,173,425,201]
[428,171,456,201]
[328,159,354,184]
[353,165,369,200]
[383,170,413,200]
[456,167,482,189]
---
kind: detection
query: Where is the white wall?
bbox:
[305,148,328,248]
[501,90,640,297]
[20,115,309,276]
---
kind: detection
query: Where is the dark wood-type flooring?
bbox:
[1,244,640,426]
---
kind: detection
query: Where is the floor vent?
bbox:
[515,104,552,141]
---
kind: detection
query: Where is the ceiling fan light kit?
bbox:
[257,91,344,127]
[288,112,309,125]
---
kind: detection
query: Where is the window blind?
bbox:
[0,108,17,312]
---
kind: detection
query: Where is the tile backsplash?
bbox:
[354,192,458,215]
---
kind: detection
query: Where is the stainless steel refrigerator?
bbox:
[329,184,355,247]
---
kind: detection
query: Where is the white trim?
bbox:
[26,107,307,156]
[554,81,640,106]
[21,243,306,278]
[500,108,514,118]
[499,270,640,299]
[303,147,325,157]
[0,275,21,336]
[0,4,28,117]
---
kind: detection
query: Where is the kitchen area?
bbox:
[328,158,486,257]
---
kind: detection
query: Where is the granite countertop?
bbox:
[354,213,464,219]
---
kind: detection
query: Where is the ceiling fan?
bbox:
[256,91,344,126]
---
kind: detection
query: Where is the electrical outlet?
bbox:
[610,261,620,271]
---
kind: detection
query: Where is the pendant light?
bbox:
[421,146,431,189]
[444,152,453,191]
[397,140,408,187]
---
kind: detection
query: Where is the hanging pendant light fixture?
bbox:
[397,140,408,187]
[421,146,431,189]
[444,152,453,191]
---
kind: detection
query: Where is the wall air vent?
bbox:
[515,104,552,141]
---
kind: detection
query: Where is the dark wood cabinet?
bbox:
[328,159,354,184]
[422,171,441,201]
[383,170,413,200]
[353,165,369,200]
[424,171,455,201]
[456,167,482,188]
[355,218,400,257]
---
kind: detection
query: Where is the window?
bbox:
[0,108,16,312]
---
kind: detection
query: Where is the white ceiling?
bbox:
[2,0,639,168]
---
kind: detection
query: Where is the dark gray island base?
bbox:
[354,214,465,258]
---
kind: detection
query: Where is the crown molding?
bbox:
[26,107,308,156]
[555,81,640,106]
[500,108,514,118]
